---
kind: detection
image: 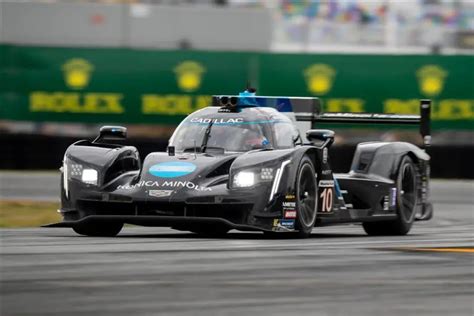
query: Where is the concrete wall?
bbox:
[0,2,272,51]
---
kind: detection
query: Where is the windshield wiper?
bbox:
[200,122,214,153]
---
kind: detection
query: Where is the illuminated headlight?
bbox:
[65,158,99,186]
[81,169,98,185]
[233,171,255,188]
[232,167,275,188]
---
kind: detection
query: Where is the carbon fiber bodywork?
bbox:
[46,98,433,234]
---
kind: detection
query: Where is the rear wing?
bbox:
[295,99,432,147]
[211,95,431,147]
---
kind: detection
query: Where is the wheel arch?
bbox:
[351,141,429,181]
[282,146,322,195]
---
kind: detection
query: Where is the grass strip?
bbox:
[0,200,61,228]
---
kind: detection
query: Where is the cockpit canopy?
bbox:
[169,107,301,153]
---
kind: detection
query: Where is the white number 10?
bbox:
[320,188,333,212]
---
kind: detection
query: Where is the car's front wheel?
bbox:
[73,222,123,237]
[294,156,318,238]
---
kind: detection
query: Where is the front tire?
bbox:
[294,156,318,238]
[73,222,123,237]
[363,156,418,236]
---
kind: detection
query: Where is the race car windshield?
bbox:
[171,120,275,153]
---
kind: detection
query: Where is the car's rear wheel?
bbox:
[363,156,418,236]
[73,222,123,237]
[294,156,318,238]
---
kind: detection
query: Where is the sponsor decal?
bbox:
[321,169,331,175]
[149,162,196,178]
[272,219,295,232]
[174,61,205,92]
[285,194,296,199]
[161,180,212,191]
[118,181,160,190]
[318,180,334,187]
[303,64,336,95]
[322,147,328,163]
[284,210,297,219]
[280,219,295,228]
[149,190,173,198]
[282,201,296,208]
[189,117,244,124]
[118,180,211,192]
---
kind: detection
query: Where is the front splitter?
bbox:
[42,215,267,232]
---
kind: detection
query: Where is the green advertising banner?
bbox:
[1,44,473,129]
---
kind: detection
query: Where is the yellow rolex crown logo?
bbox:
[417,65,447,97]
[62,59,94,90]
[303,64,336,95]
[174,61,205,92]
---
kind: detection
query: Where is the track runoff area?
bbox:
[0,177,473,315]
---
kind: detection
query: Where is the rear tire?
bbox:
[363,156,418,236]
[73,222,123,237]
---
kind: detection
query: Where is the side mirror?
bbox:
[94,126,127,143]
[306,129,335,148]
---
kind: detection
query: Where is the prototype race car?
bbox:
[45,90,434,238]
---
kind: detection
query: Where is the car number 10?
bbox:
[320,188,333,212]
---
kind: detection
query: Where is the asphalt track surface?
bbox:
[1,173,473,316]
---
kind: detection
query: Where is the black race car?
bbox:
[45,90,433,238]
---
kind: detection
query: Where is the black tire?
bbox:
[363,156,418,236]
[294,156,318,238]
[73,222,123,237]
[189,224,230,238]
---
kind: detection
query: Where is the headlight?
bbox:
[231,167,275,188]
[233,171,256,188]
[65,158,99,186]
[82,169,98,185]
[260,168,274,180]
